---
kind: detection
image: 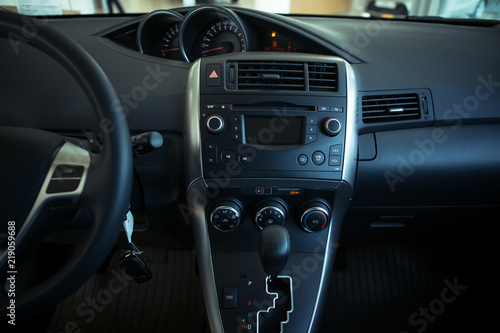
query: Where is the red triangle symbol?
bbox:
[209,70,219,79]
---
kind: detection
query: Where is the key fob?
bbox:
[118,252,152,283]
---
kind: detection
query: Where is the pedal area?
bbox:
[47,247,208,333]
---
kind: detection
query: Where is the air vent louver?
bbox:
[236,61,338,92]
[362,93,421,123]
[308,62,338,92]
[238,61,305,90]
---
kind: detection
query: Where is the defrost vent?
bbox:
[234,61,338,92]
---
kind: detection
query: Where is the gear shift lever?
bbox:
[259,225,290,289]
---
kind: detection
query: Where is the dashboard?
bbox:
[1,4,500,333]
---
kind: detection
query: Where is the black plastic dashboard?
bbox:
[1,5,500,332]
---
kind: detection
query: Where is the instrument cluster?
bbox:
[137,6,309,62]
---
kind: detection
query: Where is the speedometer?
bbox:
[201,20,246,57]
[179,6,249,62]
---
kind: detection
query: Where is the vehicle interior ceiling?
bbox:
[1,0,499,332]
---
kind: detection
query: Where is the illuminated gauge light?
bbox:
[201,20,246,57]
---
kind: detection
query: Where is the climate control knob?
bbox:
[323,118,341,136]
[255,199,288,230]
[298,201,331,232]
[206,115,225,134]
[209,200,243,232]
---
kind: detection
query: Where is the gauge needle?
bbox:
[203,46,225,54]
[163,48,180,52]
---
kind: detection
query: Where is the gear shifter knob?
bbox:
[259,225,290,284]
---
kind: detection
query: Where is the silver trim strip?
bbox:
[341,61,358,189]
[185,59,224,333]
[307,60,357,333]
[256,275,294,333]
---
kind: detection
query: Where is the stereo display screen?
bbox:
[245,116,303,145]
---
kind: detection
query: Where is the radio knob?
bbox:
[206,115,225,134]
[323,118,341,136]
[255,199,287,230]
[298,201,330,232]
[209,199,243,232]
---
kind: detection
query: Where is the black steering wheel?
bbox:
[0,10,132,317]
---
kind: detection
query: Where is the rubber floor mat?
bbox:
[47,248,208,333]
[319,243,467,333]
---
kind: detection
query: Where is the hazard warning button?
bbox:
[206,64,222,87]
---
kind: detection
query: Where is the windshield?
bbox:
[1,0,500,21]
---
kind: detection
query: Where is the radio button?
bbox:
[323,118,341,136]
[222,150,236,163]
[328,156,341,166]
[332,106,343,112]
[312,151,325,165]
[231,124,242,133]
[206,115,225,134]
[305,125,318,134]
[305,134,317,144]
[230,115,242,123]
[240,155,251,163]
[317,106,331,112]
[306,116,318,125]
[217,104,231,110]
[231,133,243,142]
[203,104,216,110]
[205,143,218,164]
[297,154,308,165]
[329,144,342,155]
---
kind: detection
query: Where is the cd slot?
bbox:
[231,104,316,112]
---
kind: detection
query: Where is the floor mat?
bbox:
[47,248,208,333]
[319,243,469,333]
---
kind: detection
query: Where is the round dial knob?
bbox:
[206,115,225,134]
[323,118,341,136]
[255,199,287,230]
[298,201,331,232]
[209,200,243,232]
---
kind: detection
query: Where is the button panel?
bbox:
[230,114,244,143]
[328,144,343,171]
[200,98,346,179]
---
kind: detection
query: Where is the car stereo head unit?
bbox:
[200,98,346,181]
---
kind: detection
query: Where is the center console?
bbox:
[185,53,357,333]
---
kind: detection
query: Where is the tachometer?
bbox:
[201,20,246,57]
[150,23,183,60]
[137,10,184,61]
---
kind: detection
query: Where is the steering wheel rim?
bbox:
[0,10,132,317]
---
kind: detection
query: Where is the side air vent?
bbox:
[362,93,421,123]
[308,62,338,92]
[236,61,338,92]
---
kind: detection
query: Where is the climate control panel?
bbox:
[208,196,330,233]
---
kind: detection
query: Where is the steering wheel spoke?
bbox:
[0,10,132,318]
[0,141,90,271]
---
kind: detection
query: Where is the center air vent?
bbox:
[236,61,338,92]
[362,93,421,123]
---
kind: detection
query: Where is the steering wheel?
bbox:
[0,10,132,317]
